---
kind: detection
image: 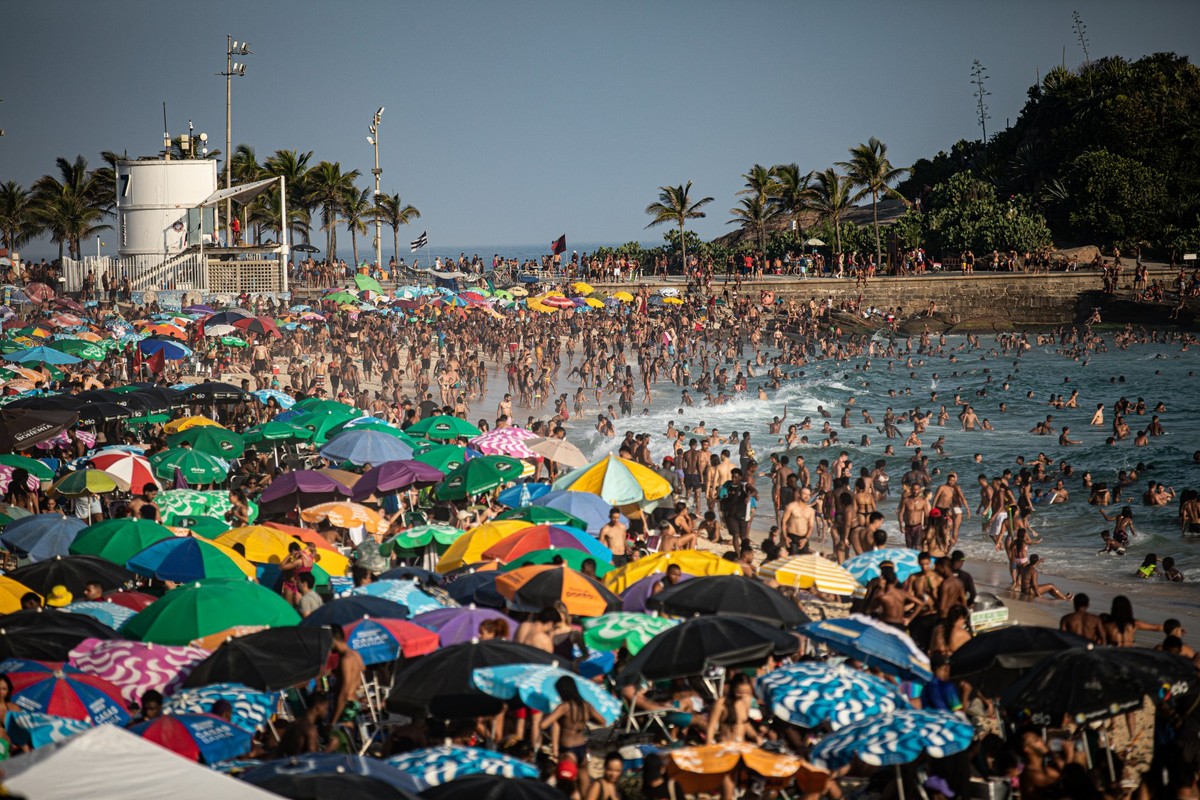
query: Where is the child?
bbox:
[1098,529,1125,556]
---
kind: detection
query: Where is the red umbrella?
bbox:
[233,316,281,339]
[103,590,158,611]
[24,283,55,302]
[54,297,85,312]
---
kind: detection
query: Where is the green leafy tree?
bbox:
[32,156,110,260]
[264,149,315,244]
[340,186,372,267]
[1065,149,1168,248]
[727,194,777,255]
[770,163,812,225]
[304,161,360,262]
[838,137,909,267]
[644,182,714,273]
[915,173,1052,254]
[0,181,41,253]
[803,169,853,255]
[371,193,421,265]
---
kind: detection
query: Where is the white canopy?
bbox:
[200,176,279,208]
[0,724,277,800]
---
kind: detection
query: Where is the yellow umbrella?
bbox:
[553,454,672,506]
[507,286,529,298]
[164,416,225,435]
[75,332,103,342]
[0,576,38,614]
[300,501,385,534]
[526,300,555,314]
[664,743,829,795]
[3,366,43,382]
[613,291,635,302]
[758,555,859,596]
[584,297,606,309]
[572,282,594,294]
[662,296,684,305]
[215,525,296,564]
[435,519,534,573]
[604,550,743,593]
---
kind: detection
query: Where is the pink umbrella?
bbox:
[49,313,85,327]
[24,283,55,303]
[469,427,539,459]
[0,465,42,494]
[88,450,160,493]
[68,637,210,706]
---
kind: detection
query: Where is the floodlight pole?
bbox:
[370,108,384,272]
[225,35,233,247]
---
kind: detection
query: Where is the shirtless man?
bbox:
[848,511,885,559]
[870,568,927,627]
[515,607,557,652]
[935,557,968,619]
[897,483,930,550]
[930,473,969,551]
[780,487,816,555]
[329,627,365,725]
[681,439,705,508]
[598,508,629,566]
[1059,593,1108,644]
[767,405,788,435]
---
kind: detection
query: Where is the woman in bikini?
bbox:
[541,677,607,799]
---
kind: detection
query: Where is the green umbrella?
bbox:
[0,454,54,481]
[154,489,212,521]
[167,427,245,458]
[150,449,229,485]
[196,489,258,524]
[290,409,363,444]
[581,612,679,656]
[503,547,614,577]
[495,506,589,530]
[383,523,465,553]
[124,412,171,428]
[220,336,248,348]
[324,291,360,304]
[327,419,418,446]
[412,444,472,473]
[0,341,24,355]
[435,455,524,500]
[179,516,232,540]
[69,518,176,566]
[120,578,301,646]
[49,469,127,497]
[407,414,483,441]
[354,273,384,293]
[0,503,34,529]
[243,420,314,445]
[294,397,362,415]
[46,339,106,361]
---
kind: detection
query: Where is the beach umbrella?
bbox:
[581,612,679,656]
[183,626,334,691]
[232,316,280,339]
[412,444,477,474]
[259,470,350,514]
[811,708,974,772]
[354,273,384,293]
[139,338,191,360]
[759,555,859,597]
[142,323,188,340]
[799,614,933,683]
[482,524,611,564]
[495,565,620,617]
[949,626,1091,698]
[379,566,444,585]
[493,506,588,529]
[647,575,810,627]
[240,755,421,800]
[74,402,136,428]
[407,415,482,441]
[164,683,277,733]
[502,548,613,577]
[323,290,360,304]
[321,429,414,466]
[385,524,464,551]
[68,637,210,706]
[411,607,516,646]
[385,639,559,719]
[425,777,569,800]
[300,501,385,533]
[552,454,672,506]
[662,743,828,795]
[259,522,350,573]
[121,579,301,646]
[757,661,908,731]
[202,309,254,327]
[352,460,444,502]
[6,554,134,596]
[341,617,440,665]
[528,488,623,534]
[619,571,694,612]
[526,437,588,469]
[129,713,252,764]
[62,601,136,629]
[330,417,416,442]
[154,488,217,523]
[0,657,130,725]
[0,407,79,451]
[285,408,367,444]
[48,469,128,498]
[5,346,82,365]
[86,450,159,492]
[177,381,248,404]
[468,428,539,459]
[435,455,524,501]
[0,503,34,531]
[299,595,410,629]
[0,453,54,481]
[842,548,922,584]
[150,449,228,485]
[126,536,257,582]
[386,745,538,786]
[4,711,90,749]
[999,645,1198,726]
[435,520,535,573]
[473,663,621,723]
[167,426,245,458]
[344,579,453,616]
[444,571,505,609]
[293,397,360,415]
[0,610,120,661]
[251,389,295,409]
[495,482,552,508]
[616,614,800,685]
[163,415,224,434]
[603,550,742,594]
[0,575,37,614]
[0,515,85,561]
[214,525,297,564]
[242,420,313,445]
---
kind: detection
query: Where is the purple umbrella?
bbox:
[411,606,517,646]
[259,470,351,515]
[620,571,694,612]
[352,460,444,502]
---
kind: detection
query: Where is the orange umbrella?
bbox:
[664,743,829,795]
[190,624,270,651]
[300,501,385,534]
[495,565,620,617]
[144,323,188,340]
[262,522,351,576]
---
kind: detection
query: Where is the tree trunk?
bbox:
[678,221,686,276]
[351,230,359,267]
[393,227,400,268]
[835,219,842,256]
[872,189,882,269]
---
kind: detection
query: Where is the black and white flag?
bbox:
[410,231,428,252]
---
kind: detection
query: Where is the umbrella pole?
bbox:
[895,764,905,800]
[1101,728,1116,783]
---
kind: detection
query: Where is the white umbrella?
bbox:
[204,324,238,336]
[528,436,588,468]
[804,238,826,247]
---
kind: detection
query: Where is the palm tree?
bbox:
[263,149,315,244]
[371,193,421,265]
[728,194,777,255]
[304,161,359,262]
[0,181,41,253]
[803,169,852,256]
[737,164,778,204]
[32,156,110,260]
[837,137,909,268]
[771,163,813,224]
[232,145,266,241]
[644,182,714,274]
[340,186,372,267]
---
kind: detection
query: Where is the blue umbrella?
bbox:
[842,548,922,584]
[0,514,86,561]
[252,389,295,409]
[129,713,252,763]
[471,663,622,724]
[320,429,415,466]
[385,745,538,787]
[444,571,505,609]
[531,489,627,535]
[496,482,552,508]
[757,662,908,731]
[344,579,454,615]
[240,754,421,795]
[63,600,136,629]
[299,595,411,628]
[4,711,90,749]
[799,614,933,683]
[139,338,192,360]
[5,346,82,365]
[811,708,974,769]
[164,682,277,733]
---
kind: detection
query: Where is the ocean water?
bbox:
[414,242,659,264]
[552,335,1200,598]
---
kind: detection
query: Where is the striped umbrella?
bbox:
[810,708,974,768]
[553,454,672,506]
[385,745,538,787]
[87,450,160,493]
[469,428,539,459]
[841,548,922,585]
[344,580,456,616]
[63,601,136,629]
[5,711,90,749]
[472,663,621,724]
[164,682,277,733]
[757,662,908,731]
[759,555,859,596]
[799,614,933,683]
[342,617,440,665]
[68,637,211,706]
[0,658,130,725]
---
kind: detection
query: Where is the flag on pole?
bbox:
[146,349,166,376]
[410,231,428,252]
[551,235,566,256]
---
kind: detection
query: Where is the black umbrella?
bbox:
[424,777,566,800]
[445,572,505,609]
[646,575,810,627]
[130,385,187,408]
[72,389,128,405]
[179,381,249,404]
[0,608,121,660]
[386,639,560,719]
[298,596,410,629]
[123,392,172,416]
[183,626,334,691]
[616,614,800,685]
[1,396,80,410]
[240,754,420,799]
[203,310,254,328]
[949,626,1091,697]
[1000,645,1198,725]
[0,407,79,450]
[75,402,135,427]
[291,243,320,254]
[247,774,413,800]
[504,566,621,615]
[7,555,135,596]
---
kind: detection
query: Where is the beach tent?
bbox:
[0,723,277,800]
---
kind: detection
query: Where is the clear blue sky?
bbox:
[2,0,1197,258]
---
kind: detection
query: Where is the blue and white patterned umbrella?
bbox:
[811,708,974,768]
[63,600,136,629]
[841,548,922,585]
[385,745,539,787]
[471,664,622,725]
[800,614,933,683]
[252,389,295,409]
[163,682,277,733]
[757,662,908,730]
[5,711,90,749]
[343,579,457,615]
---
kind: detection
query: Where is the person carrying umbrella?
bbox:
[539,677,608,799]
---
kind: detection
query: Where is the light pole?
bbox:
[368,107,384,270]
[223,36,251,246]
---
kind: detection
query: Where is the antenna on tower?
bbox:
[163,101,171,160]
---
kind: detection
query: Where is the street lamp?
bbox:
[369,107,384,270]
[222,36,252,246]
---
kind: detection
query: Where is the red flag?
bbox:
[131,342,142,376]
[551,235,566,256]
[146,349,166,376]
